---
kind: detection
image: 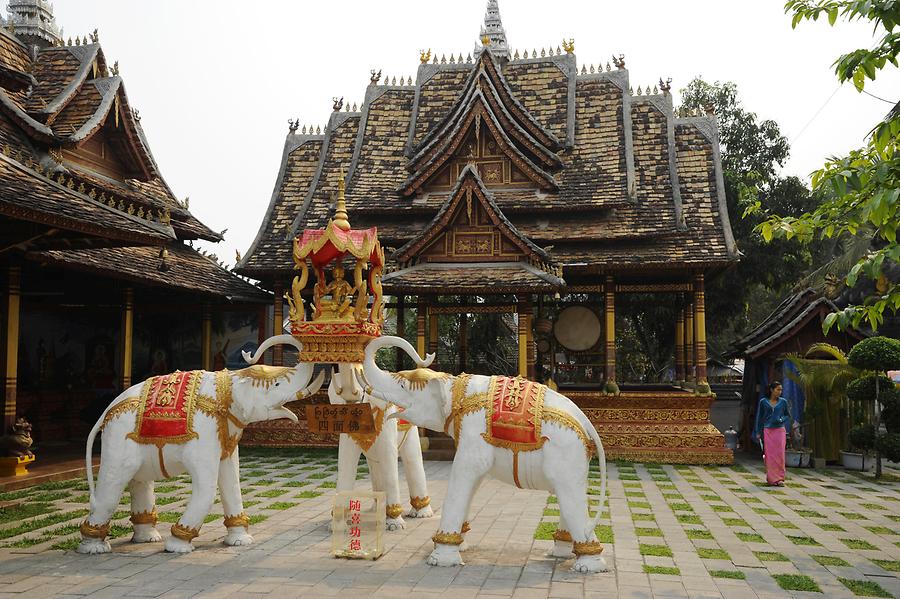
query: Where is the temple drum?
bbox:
[553,306,601,352]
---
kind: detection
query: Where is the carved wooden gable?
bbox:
[395,165,547,265]
[425,126,535,192]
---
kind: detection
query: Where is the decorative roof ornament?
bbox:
[562,38,575,54]
[659,77,672,94]
[612,54,626,69]
[370,68,382,84]
[332,96,343,112]
[5,0,62,48]
[475,0,509,59]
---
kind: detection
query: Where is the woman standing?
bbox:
[752,381,791,486]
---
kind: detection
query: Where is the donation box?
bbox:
[331,490,385,559]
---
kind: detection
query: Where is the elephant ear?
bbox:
[233,365,293,389]
[391,368,450,392]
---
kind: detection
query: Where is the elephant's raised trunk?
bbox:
[242,334,303,365]
[361,336,432,407]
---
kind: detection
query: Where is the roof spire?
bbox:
[331,168,351,231]
[5,0,62,48]
[475,0,509,59]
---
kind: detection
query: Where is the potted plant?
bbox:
[785,422,812,468]
[842,423,876,471]
[846,336,900,478]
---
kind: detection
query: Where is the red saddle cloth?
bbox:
[127,371,203,446]
[484,376,547,452]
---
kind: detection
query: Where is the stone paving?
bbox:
[0,449,898,598]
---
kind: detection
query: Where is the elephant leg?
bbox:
[427,452,490,567]
[552,478,606,573]
[165,456,217,554]
[77,440,141,554]
[377,427,405,531]
[459,472,487,553]
[129,480,161,543]
[400,426,432,518]
[549,510,574,558]
[219,449,252,547]
[336,434,362,493]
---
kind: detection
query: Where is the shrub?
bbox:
[847,337,900,372]
[849,424,877,453]
[846,375,895,403]
[875,432,900,463]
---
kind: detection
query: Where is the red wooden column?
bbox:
[694,273,710,393]
[272,280,283,366]
[685,300,695,384]
[603,276,618,393]
[416,298,427,358]
[120,287,134,391]
[2,265,21,430]
[675,301,685,384]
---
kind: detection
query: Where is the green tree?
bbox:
[756,0,900,332]
[678,80,822,353]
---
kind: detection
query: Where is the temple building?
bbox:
[0,1,268,449]
[238,1,738,463]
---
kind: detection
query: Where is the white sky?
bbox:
[50,0,897,266]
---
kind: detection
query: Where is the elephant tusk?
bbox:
[297,369,326,399]
[243,334,303,365]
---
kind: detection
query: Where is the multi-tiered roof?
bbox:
[238,4,738,292]
[0,3,264,300]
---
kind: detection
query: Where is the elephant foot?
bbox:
[426,544,464,567]
[131,524,162,543]
[572,555,608,573]
[164,536,194,553]
[385,516,406,531]
[549,540,574,558]
[76,538,111,554]
[224,527,253,546]
[407,505,434,519]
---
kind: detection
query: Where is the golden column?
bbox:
[416,298,427,358]
[458,313,468,373]
[684,301,694,385]
[201,304,212,371]
[428,310,439,355]
[603,275,618,394]
[3,265,21,430]
[694,273,710,393]
[517,305,529,379]
[395,296,406,371]
[272,280,283,366]
[674,303,685,384]
[120,287,134,390]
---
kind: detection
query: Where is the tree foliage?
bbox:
[678,80,821,353]
[754,0,900,331]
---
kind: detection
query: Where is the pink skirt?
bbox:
[763,427,786,485]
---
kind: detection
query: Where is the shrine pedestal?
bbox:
[567,389,732,465]
[241,391,339,447]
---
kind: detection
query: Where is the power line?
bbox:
[791,85,841,144]
[862,89,895,104]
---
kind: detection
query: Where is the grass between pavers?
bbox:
[812,555,851,567]
[795,509,825,518]
[788,535,822,546]
[643,565,680,575]
[754,550,789,562]
[697,547,731,560]
[710,569,746,579]
[255,489,288,498]
[864,526,895,535]
[283,481,309,488]
[872,559,900,572]
[264,502,298,510]
[639,543,672,557]
[0,502,54,524]
[0,509,88,540]
[533,522,614,543]
[818,522,846,531]
[295,491,323,499]
[677,514,703,524]
[838,578,892,598]
[773,574,822,592]
[307,472,332,480]
[632,513,655,522]
[842,539,878,550]
[686,528,714,540]
[635,527,663,537]
[736,532,766,543]
[722,517,749,527]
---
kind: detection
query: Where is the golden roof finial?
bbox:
[481,34,491,46]
[332,167,351,231]
[562,38,575,54]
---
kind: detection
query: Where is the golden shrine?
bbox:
[287,176,385,364]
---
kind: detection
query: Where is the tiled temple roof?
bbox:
[0,23,250,299]
[238,21,739,287]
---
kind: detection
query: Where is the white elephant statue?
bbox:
[77,335,325,555]
[359,336,608,573]
[328,363,434,531]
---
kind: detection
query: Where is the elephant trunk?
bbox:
[362,336,431,407]
[242,334,302,365]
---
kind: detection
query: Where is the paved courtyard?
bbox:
[0,450,898,598]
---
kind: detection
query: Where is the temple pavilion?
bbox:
[0,1,268,448]
[238,1,738,463]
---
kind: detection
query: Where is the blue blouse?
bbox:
[753,396,791,439]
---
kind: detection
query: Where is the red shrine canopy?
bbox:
[296,225,383,269]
